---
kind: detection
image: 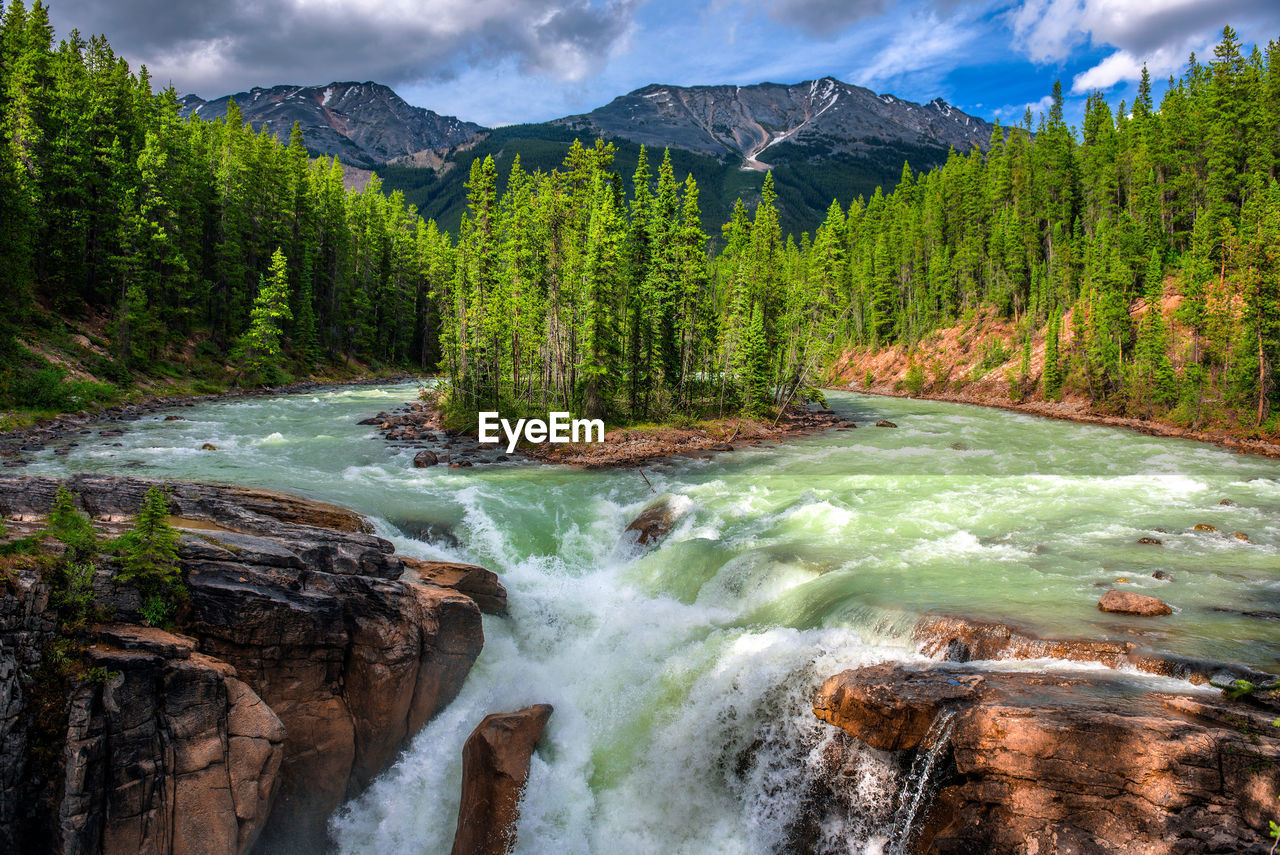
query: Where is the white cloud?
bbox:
[853,11,980,90]
[1010,0,1280,92]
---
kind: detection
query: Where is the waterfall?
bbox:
[885,709,957,855]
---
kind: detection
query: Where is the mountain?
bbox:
[551,78,991,168]
[179,82,484,169]
[182,77,995,236]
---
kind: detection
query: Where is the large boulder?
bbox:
[814,664,1279,854]
[450,705,553,855]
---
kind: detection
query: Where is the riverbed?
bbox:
[18,382,1280,854]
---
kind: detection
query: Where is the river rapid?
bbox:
[20,383,1280,854]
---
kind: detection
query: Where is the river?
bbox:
[19,383,1280,854]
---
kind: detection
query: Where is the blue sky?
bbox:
[51,0,1280,129]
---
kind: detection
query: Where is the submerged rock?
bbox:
[413,449,439,468]
[202,443,218,450]
[875,419,897,428]
[1152,570,1173,580]
[1193,523,1218,532]
[624,496,683,547]
[451,704,553,855]
[1137,536,1162,545]
[1098,588,1172,616]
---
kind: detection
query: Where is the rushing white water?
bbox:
[20,383,1280,854]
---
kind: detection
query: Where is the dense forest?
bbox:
[0,0,449,415]
[3,0,1278,435]
[439,25,1280,432]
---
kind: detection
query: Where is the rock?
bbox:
[356,417,381,426]
[0,475,488,852]
[911,614,1276,686]
[449,461,473,469]
[202,443,218,451]
[875,419,897,427]
[1152,570,1172,580]
[58,627,286,855]
[1219,498,1237,506]
[413,450,439,468]
[450,705,553,855]
[402,557,508,616]
[1232,531,1251,542]
[1098,588,1172,616]
[1137,536,1162,545]
[814,664,1280,855]
[164,415,184,421]
[623,497,682,547]
[1193,523,1217,532]
[814,664,983,751]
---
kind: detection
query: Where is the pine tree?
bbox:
[234,247,293,382]
[117,485,182,605]
[1044,308,1063,400]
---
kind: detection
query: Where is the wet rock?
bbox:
[1152,570,1173,580]
[163,415,184,421]
[947,441,968,450]
[202,443,218,451]
[1219,498,1237,506]
[1232,531,1251,542]
[389,518,461,548]
[1137,536,1162,545]
[413,450,439,468]
[815,663,1280,855]
[0,475,488,852]
[1098,588,1172,616]
[402,557,509,616]
[356,417,382,425]
[449,461,474,469]
[1193,523,1217,532]
[450,704,553,855]
[875,420,897,428]
[912,614,1275,686]
[623,497,682,547]
[814,664,983,751]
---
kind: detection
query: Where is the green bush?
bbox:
[45,487,97,560]
[903,364,926,396]
[117,486,183,601]
[2,365,118,411]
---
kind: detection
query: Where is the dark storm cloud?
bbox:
[767,0,890,37]
[46,0,640,97]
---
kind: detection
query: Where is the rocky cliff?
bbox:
[0,474,494,854]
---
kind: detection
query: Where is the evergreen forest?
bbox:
[3,0,1278,436]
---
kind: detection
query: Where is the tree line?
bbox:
[809,26,1280,430]
[4,0,1278,433]
[1,0,450,400]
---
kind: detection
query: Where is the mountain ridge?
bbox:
[179,81,484,169]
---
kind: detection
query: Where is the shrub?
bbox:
[139,596,176,629]
[45,487,97,559]
[862,370,875,389]
[903,364,926,396]
[117,486,183,601]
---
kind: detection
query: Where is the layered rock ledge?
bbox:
[815,663,1280,854]
[0,474,489,854]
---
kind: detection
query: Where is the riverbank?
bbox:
[838,379,1280,459]
[0,372,426,467]
[365,399,853,468]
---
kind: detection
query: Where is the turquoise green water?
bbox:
[21,384,1279,854]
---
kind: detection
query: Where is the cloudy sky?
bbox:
[48,0,1280,127]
